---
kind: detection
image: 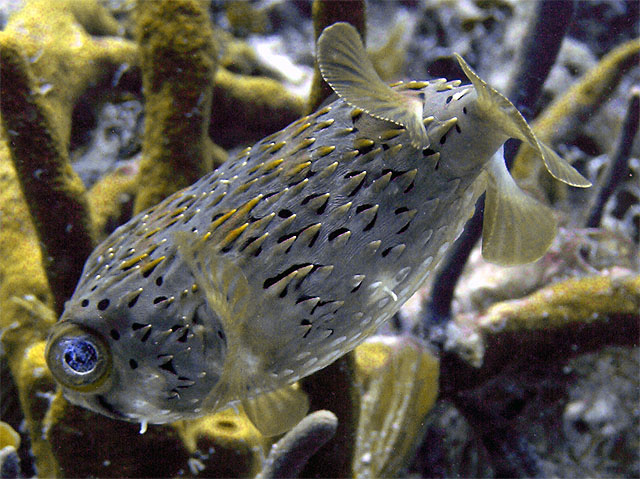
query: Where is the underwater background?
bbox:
[0,0,638,477]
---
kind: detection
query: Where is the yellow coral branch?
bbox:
[307,0,367,113]
[0,34,96,314]
[132,0,219,213]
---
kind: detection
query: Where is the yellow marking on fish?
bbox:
[210,192,227,208]
[337,127,355,136]
[317,161,338,179]
[270,141,287,154]
[143,227,162,239]
[191,283,198,293]
[247,162,265,175]
[354,138,374,151]
[315,105,332,116]
[170,206,188,217]
[404,81,430,89]
[287,161,312,177]
[263,158,284,172]
[435,83,455,92]
[341,150,359,161]
[292,122,312,138]
[289,138,316,155]
[379,129,404,141]
[314,119,335,131]
[221,223,249,247]
[314,145,336,157]
[350,108,364,118]
[260,142,275,152]
[236,195,263,217]
[236,177,259,194]
[144,243,160,256]
[119,253,148,271]
[139,256,166,276]
[211,209,237,230]
[238,146,252,157]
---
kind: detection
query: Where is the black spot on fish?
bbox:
[110,329,120,340]
[263,263,313,290]
[217,330,225,340]
[356,204,374,214]
[155,276,163,286]
[177,327,189,343]
[397,222,411,234]
[97,299,110,311]
[159,357,177,375]
[307,228,320,248]
[381,168,407,181]
[381,246,393,257]
[395,207,409,214]
[153,296,167,304]
[463,106,468,114]
[363,211,378,232]
[455,124,461,133]
[446,95,453,104]
[129,359,138,369]
[131,322,147,330]
[439,133,448,145]
[357,141,375,155]
[141,328,152,343]
[278,209,293,218]
[296,295,315,304]
[328,227,350,241]
[382,143,390,151]
[81,299,89,307]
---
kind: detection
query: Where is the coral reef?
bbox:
[0,0,638,477]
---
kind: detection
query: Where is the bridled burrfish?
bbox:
[45,23,590,436]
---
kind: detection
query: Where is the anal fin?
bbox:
[242,384,310,437]
[482,148,557,265]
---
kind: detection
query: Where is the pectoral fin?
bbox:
[482,148,557,265]
[173,232,252,330]
[242,384,310,437]
[318,22,429,149]
[454,53,591,188]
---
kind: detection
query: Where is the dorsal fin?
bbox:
[317,22,430,149]
[454,53,591,188]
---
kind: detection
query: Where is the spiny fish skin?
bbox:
[45,23,588,432]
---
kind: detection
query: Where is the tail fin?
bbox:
[454,54,591,188]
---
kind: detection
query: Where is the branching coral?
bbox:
[258,410,338,479]
[307,0,366,113]
[0,36,96,313]
[132,0,219,214]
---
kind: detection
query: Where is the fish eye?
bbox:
[46,323,112,392]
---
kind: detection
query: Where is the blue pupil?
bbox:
[63,340,98,373]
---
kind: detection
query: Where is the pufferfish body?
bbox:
[46,23,590,436]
